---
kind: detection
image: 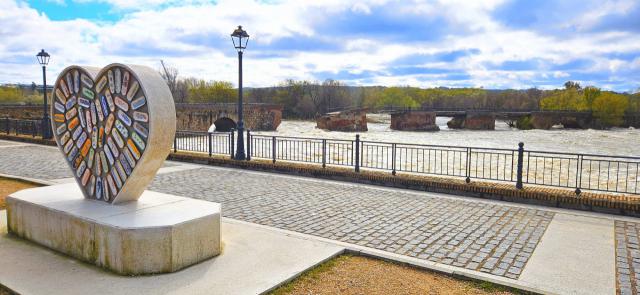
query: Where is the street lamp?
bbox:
[231,25,249,160]
[36,49,52,139]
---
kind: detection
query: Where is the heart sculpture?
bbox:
[51,64,176,204]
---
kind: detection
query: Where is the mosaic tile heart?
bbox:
[51,64,176,204]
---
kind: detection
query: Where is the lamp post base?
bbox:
[42,115,52,139]
[234,127,246,160]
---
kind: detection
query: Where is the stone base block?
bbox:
[6,183,221,275]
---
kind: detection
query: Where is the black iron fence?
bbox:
[0,118,42,137]
[2,118,637,196]
[173,130,640,195]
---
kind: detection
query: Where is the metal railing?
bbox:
[169,130,639,195]
[0,118,42,137]
[172,130,637,196]
[173,130,232,157]
[3,118,636,196]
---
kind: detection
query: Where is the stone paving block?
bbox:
[147,167,555,279]
[615,220,640,295]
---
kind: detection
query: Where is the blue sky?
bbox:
[1,0,639,91]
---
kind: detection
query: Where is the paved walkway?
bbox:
[0,139,638,294]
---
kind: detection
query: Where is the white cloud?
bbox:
[0,0,638,91]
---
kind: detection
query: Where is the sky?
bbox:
[1,0,639,92]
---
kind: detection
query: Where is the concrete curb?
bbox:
[223,217,550,295]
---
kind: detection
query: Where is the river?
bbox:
[251,114,639,156]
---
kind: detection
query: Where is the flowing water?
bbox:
[251,114,639,156]
[189,114,640,193]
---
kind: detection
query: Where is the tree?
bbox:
[564,81,582,90]
[539,88,586,111]
[159,61,186,103]
[376,87,419,109]
[183,78,236,103]
[583,86,601,110]
[592,92,629,127]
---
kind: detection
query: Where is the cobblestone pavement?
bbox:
[149,167,554,279]
[615,221,640,295]
[0,144,71,180]
[0,141,175,180]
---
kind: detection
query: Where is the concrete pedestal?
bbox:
[6,183,221,275]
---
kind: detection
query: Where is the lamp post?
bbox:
[231,26,249,160]
[36,49,52,139]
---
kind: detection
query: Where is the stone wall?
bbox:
[316,109,368,132]
[173,104,282,131]
[530,112,592,129]
[446,112,495,130]
[390,111,439,131]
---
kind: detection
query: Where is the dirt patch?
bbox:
[0,177,39,209]
[269,255,522,295]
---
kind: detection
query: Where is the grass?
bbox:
[269,254,524,295]
[0,177,40,209]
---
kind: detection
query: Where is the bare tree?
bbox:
[159,60,184,103]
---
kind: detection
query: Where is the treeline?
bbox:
[0,85,46,105]
[4,65,638,127]
[158,64,640,122]
[539,82,639,126]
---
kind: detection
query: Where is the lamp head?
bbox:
[36,49,50,66]
[231,26,249,53]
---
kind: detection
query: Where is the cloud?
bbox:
[0,0,638,92]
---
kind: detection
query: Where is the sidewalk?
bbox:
[0,139,637,294]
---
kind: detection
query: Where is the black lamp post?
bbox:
[36,49,52,139]
[231,25,249,160]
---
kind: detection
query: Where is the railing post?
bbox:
[246,129,251,161]
[392,143,397,176]
[230,129,235,159]
[208,132,212,157]
[272,136,276,164]
[173,133,177,153]
[575,155,582,195]
[322,139,326,168]
[355,134,360,172]
[466,147,471,183]
[516,142,524,189]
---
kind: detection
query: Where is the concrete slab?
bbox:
[0,209,344,295]
[7,184,222,275]
[519,213,616,295]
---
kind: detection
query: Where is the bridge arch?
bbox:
[213,117,236,132]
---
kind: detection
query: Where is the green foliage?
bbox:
[376,87,419,108]
[539,88,588,111]
[628,92,640,113]
[516,116,534,130]
[583,86,601,110]
[0,86,43,104]
[183,79,236,103]
[592,92,629,127]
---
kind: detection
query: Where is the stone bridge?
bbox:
[316,109,368,132]
[0,103,283,132]
[387,108,599,130]
[174,103,282,131]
